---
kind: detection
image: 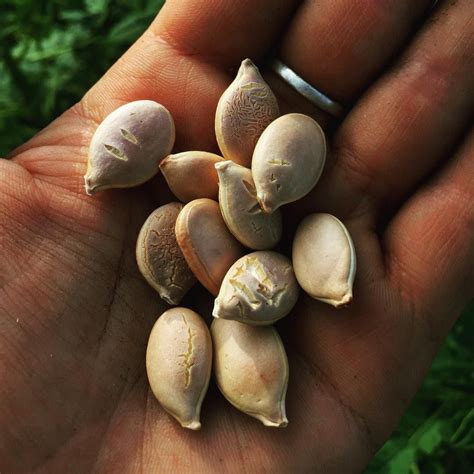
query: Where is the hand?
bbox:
[1,1,472,472]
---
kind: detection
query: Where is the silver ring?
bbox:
[271,59,345,118]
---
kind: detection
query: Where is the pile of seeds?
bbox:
[85,59,356,430]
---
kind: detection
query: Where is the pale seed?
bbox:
[252,113,326,213]
[292,213,356,307]
[136,203,196,305]
[215,58,280,167]
[85,100,175,195]
[211,318,289,427]
[175,198,245,296]
[213,251,299,325]
[146,308,212,430]
[215,160,282,250]
[159,151,224,203]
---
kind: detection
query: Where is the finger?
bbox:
[271,0,434,108]
[305,0,474,219]
[385,127,474,337]
[10,0,300,176]
[152,0,300,68]
[333,0,472,212]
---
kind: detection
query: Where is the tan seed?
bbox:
[215,58,280,167]
[175,198,245,296]
[213,251,299,325]
[85,100,175,195]
[211,318,289,427]
[146,308,212,430]
[252,113,326,213]
[216,160,282,250]
[159,151,224,203]
[292,213,356,307]
[136,203,196,305]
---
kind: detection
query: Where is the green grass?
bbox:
[366,303,474,473]
[0,0,164,155]
[1,2,473,472]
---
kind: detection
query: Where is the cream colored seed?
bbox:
[292,213,356,307]
[213,251,299,325]
[215,160,282,250]
[211,318,289,428]
[175,198,245,296]
[159,151,224,203]
[146,308,212,430]
[136,203,196,305]
[252,113,326,213]
[215,58,280,167]
[85,100,175,195]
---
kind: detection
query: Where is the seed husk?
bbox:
[216,160,282,250]
[215,58,280,167]
[211,318,289,427]
[85,100,175,195]
[213,251,299,325]
[175,198,245,296]
[252,113,326,213]
[159,151,224,203]
[136,202,196,305]
[146,307,212,430]
[292,213,356,307]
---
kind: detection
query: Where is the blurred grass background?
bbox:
[0,0,165,155]
[0,1,472,472]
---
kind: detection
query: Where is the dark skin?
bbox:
[1,0,473,472]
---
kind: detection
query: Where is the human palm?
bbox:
[1,1,473,472]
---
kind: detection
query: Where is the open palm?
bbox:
[1,1,472,472]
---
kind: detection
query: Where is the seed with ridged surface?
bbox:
[85,100,175,195]
[136,202,196,305]
[213,251,299,325]
[252,113,326,213]
[215,58,280,167]
[146,308,212,430]
[211,318,289,428]
[159,151,224,203]
[292,213,356,307]
[175,198,245,296]
[216,160,282,250]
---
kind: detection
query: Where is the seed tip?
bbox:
[212,301,221,319]
[182,419,201,431]
[241,58,255,68]
[159,156,171,169]
[160,291,178,306]
[335,292,353,308]
[259,415,288,428]
[212,302,233,320]
[84,176,97,196]
[279,417,289,428]
[257,194,273,214]
[214,160,233,172]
